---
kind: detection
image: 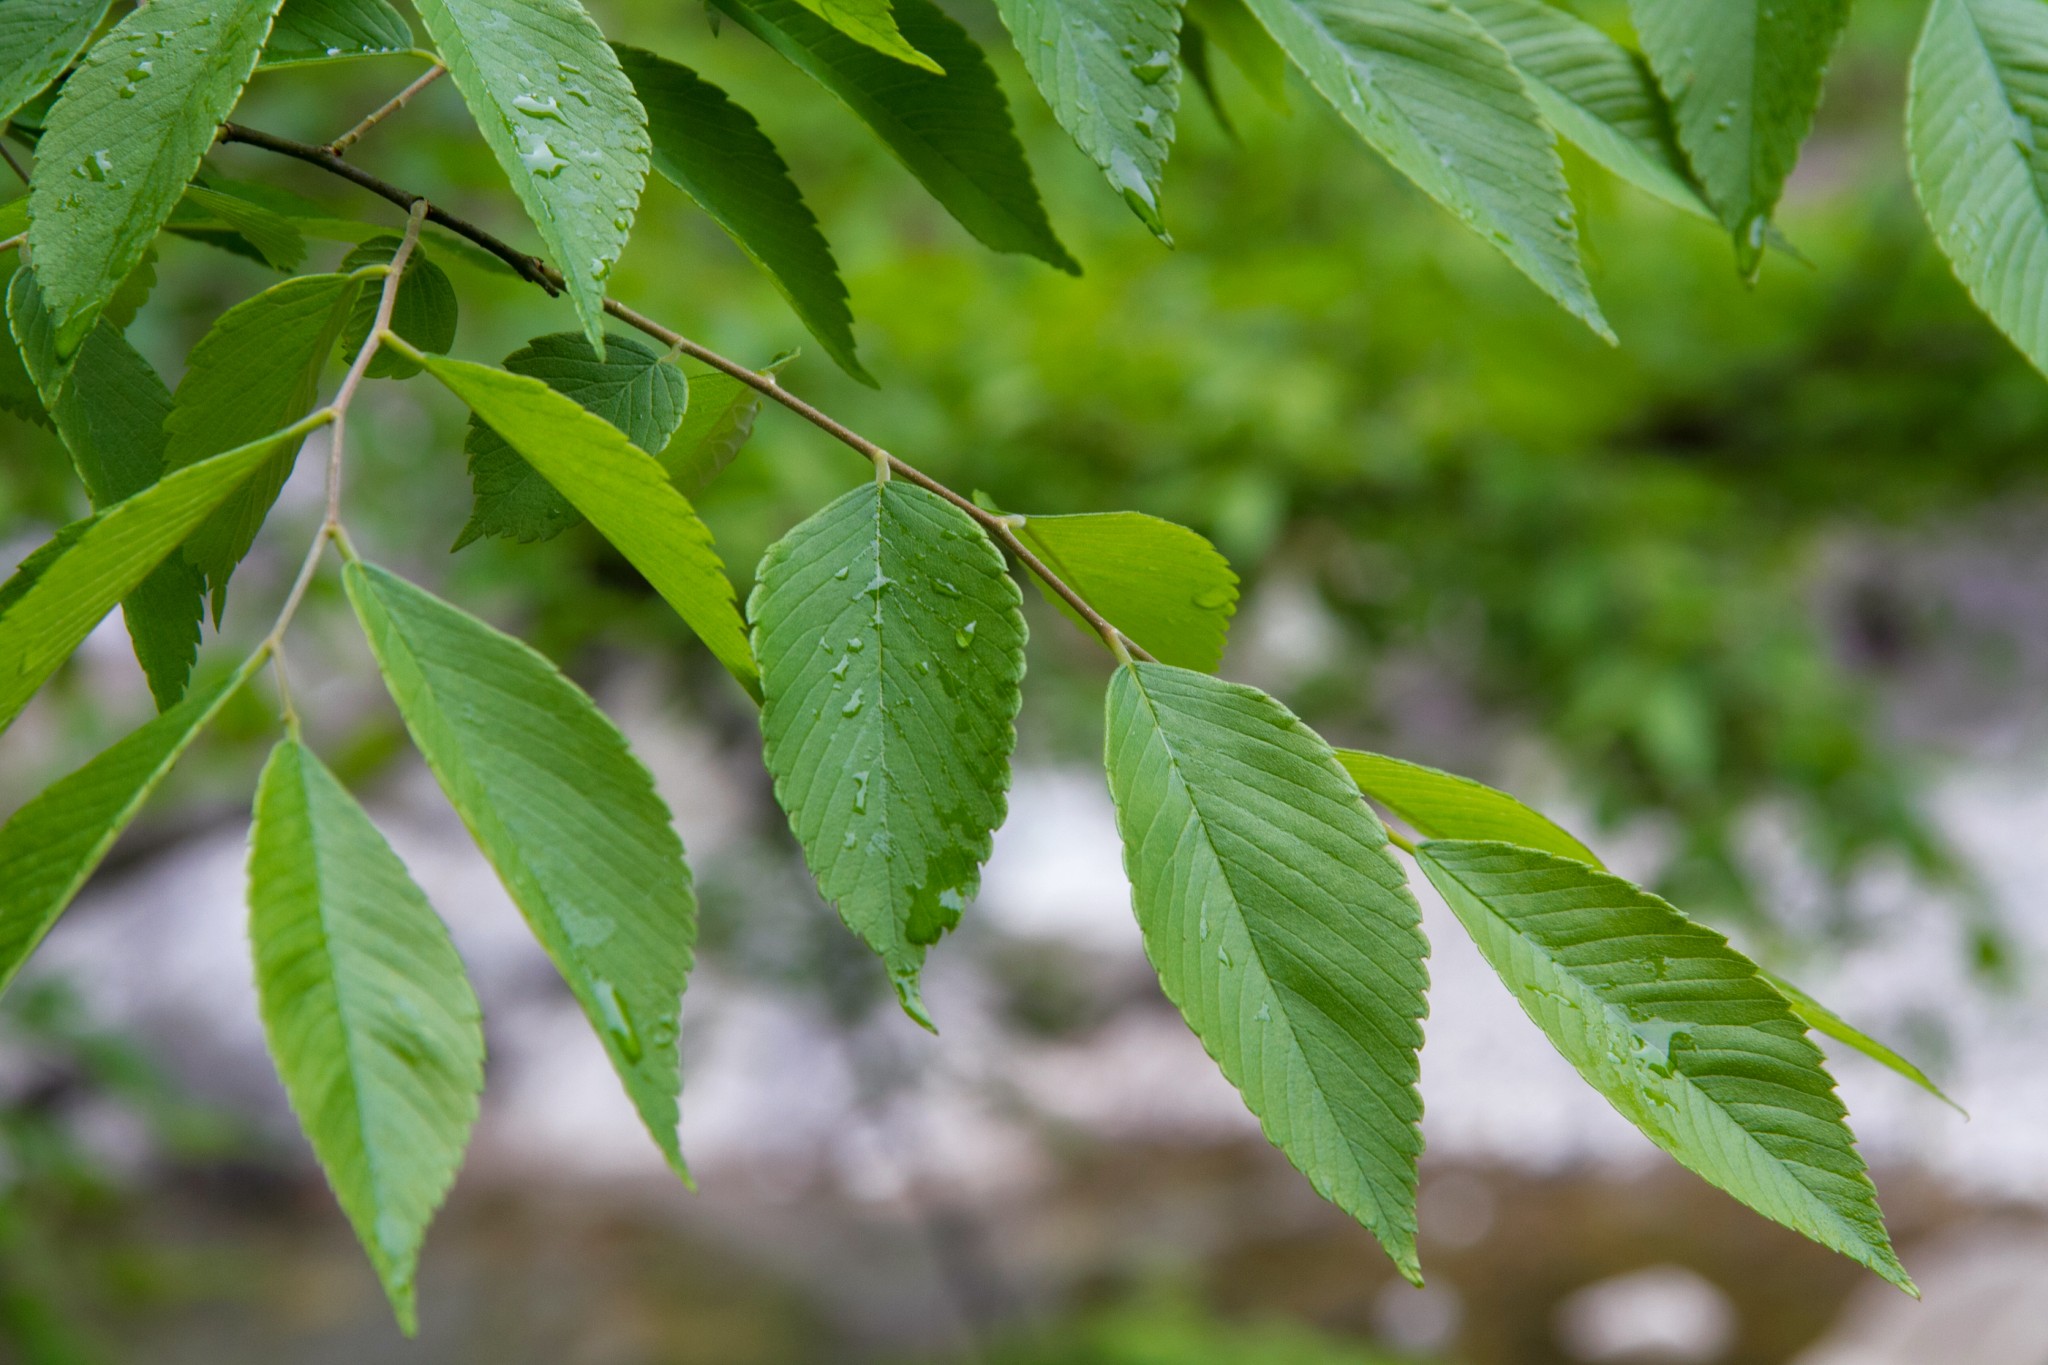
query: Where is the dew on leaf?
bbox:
[841,688,865,716]
[592,979,644,1063]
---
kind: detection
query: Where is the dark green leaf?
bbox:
[751,479,1026,1024]
[0,0,113,128]
[261,0,420,67]
[339,235,458,380]
[715,0,1078,273]
[8,264,206,707]
[412,0,648,352]
[1243,0,1610,338]
[0,416,318,734]
[659,361,784,496]
[616,47,868,383]
[1417,839,1911,1291]
[1104,662,1428,1280]
[1011,509,1236,671]
[1627,0,1848,272]
[249,736,483,1333]
[1185,0,1287,109]
[344,561,696,1176]
[419,354,759,698]
[993,0,1183,237]
[178,184,309,272]
[453,330,686,548]
[25,0,287,354]
[0,658,257,999]
[163,272,361,621]
[1335,748,1601,865]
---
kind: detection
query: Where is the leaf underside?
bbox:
[1417,839,1912,1292]
[1104,662,1428,1280]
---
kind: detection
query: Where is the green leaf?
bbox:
[789,0,941,71]
[452,330,686,548]
[164,273,361,622]
[1456,0,1710,220]
[615,47,868,384]
[1627,0,1848,272]
[1415,839,1912,1291]
[1011,510,1236,672]
[0,416,317,735]
[1103,662,1427,1280]
[1185,0,1288,110]
[412,0,648,353]
[750,479,1026,1024]
[261,0,420,67]
[715,0,1079,273]
[1907,0,2048,376]
[0,0,114,127]
[418,354,758,698]
[0,657,258,1000]
[339,236,458,381]
[25,0,288,355]
[993,0,1183,238]
[1760,970,1962,1114]
[343,561,695,1176]
[1242,0,1610,340]
[179,185,309,272]
[7,266,205,707]
[248,736,483,1334]
[1334,748,1601,866]
[659,360,786,497]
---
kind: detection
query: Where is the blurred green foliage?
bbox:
[4,0,2038,938]
[975,1292,1425,1364]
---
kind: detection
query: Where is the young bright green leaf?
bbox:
[1416,839,1912,1291]
[0,0,113,127]
[1011,510,1236,672]
[412,0,648,353]
[0,658,258,999]
[1241,0,1610,340]
[248,737,484,1334]
[1761,970,1962,1113]
[1457,0,1710,221]
[788,0,941,71]
[261,0,420,67]
[992,0,1183,239]
[418,354,758,698]
[1627,0,1848,273]
[1104,662,1428,1281]
[1335,749,1601,866]
[25,0,289,355]
[1185,0,1287,110]
[8,267,206,707]
[343,561,696,1176]
[750,480,1026,1025]
[0,417,316,735]
[715,0,1079,273]
[659,360,786,497]
[339,236,458,380]
[164,272,361,622]
[614,47,868,384]
[1908,0,2048,377]
[453,330,686,548]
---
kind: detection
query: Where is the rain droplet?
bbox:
[512,92,566,121]
[1254,1002,1271,1023]
[851,770,870,813]
[955,621,978,649]
[831,655,852,681]
[1192,585,1232,610]
[932,579,959,597]
[834,565,851,580]
[845,636,865,652]
[592,979,643,1063]
[1132,48,1173,83]
[521,139,567,177]
[841,688,865,716]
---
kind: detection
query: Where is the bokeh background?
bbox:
[2,0,2045,1360]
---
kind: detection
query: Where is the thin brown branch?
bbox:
[0,232,23,256]
[327,64,446,156]
[216,122,559,295]
[222,123,1155,663]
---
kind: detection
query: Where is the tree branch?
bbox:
[327,64,447,156]
[219,122,1156,663]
